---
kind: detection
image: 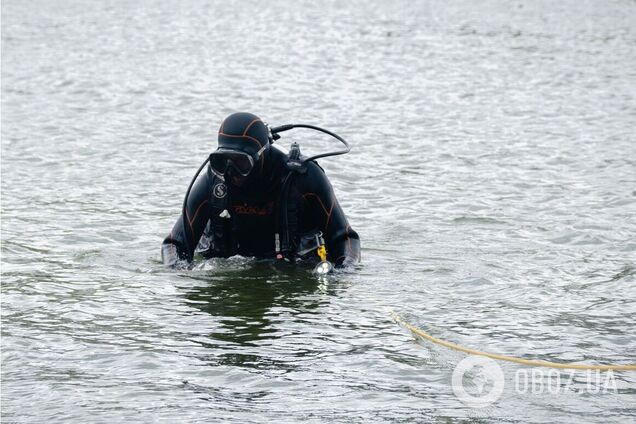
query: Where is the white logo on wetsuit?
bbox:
[213,183,227,199]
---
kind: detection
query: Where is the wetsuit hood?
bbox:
[218,112,270,158]
[217,112,273,193]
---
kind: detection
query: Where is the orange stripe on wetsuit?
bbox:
[181,199,209,249]
[302,191,335,228]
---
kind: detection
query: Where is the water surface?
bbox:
[2,0,635,422]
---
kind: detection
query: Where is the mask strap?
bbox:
[255,144,268,158]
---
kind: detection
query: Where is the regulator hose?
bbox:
[270,124,350,163]
[181,156,211,261]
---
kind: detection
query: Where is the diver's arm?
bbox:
[161,173,212,266]
[301,163,361,267]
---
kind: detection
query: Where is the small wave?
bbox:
[452,215,506,225]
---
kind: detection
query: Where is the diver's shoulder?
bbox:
[271,144,289,161]
[303,160,326,176]
[295,160,331,193]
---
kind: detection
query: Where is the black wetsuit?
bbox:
[161,147,361,267]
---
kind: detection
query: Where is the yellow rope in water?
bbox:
[390,310,636,371]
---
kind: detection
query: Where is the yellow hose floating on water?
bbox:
[390,310,636,371]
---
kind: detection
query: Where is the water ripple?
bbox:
[3,0,636,422]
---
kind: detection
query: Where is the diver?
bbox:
[161,112,361,270]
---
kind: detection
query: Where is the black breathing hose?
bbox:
[181,155,211,261]
[269,124,350,162]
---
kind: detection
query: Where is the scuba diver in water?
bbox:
[161,112,361,271]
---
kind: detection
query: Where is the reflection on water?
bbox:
[183,261,326,364]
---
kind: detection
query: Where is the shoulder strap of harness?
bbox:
[275,168,303,260]
[207,165,233,256]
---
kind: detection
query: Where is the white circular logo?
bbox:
[452,356,505,408]
[213,183,227,198]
